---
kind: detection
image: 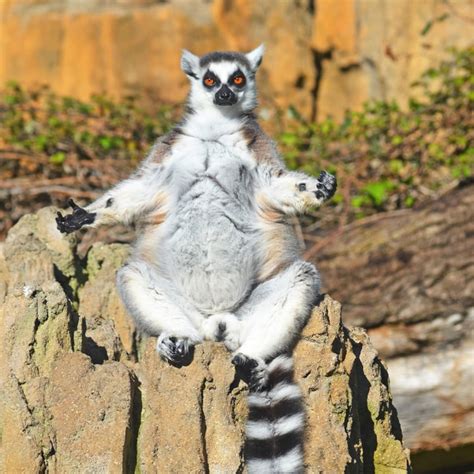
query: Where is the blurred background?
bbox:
[0,0,473,472]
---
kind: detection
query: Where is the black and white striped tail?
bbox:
[245,355,305,473]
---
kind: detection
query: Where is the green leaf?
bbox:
[98,136,113,150]
[48,117,61,128]
[34,135,49,151]
[280,132,299,146]
[49,152,66,165]
[363,181,394,207]
[319,120,334,136]
[421,13,449,36]
[351,195,366,208]
[428,143,445,160]
[389,159,404,173]
[421,21,433,36]
[287,105,305,123]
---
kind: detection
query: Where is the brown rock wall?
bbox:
[313,0,473,119]
[1,0,471,120]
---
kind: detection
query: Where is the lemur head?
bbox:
[181,45,264,115]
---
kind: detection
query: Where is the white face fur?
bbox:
[181,45,265,116]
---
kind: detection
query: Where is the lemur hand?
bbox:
[315,170,337,200]
[56,199,96,234]
[297,170,337,204]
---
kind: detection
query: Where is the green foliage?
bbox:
[49,152,66,165]
[0,82,177,164]
[278,47,474,219]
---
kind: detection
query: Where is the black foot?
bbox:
[315,170,337,201]
[56,199,96,234]
[156,335,194,367]
[232,353,268,392]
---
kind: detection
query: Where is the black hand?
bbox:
[315,170,337,200]
[56,199,96,234]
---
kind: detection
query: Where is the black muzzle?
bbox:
[214,84,237,106]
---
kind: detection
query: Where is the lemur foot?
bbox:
[222,327,241,352]
[156,334,194,366]
[232,353,268,392]
[56,199,96,234]
[201,314,241,352]
[214,321,241,352]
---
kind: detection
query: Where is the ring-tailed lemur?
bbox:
[56,45,336,473]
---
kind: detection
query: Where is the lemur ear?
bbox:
[246,44,265,72]
[181,50,200,79]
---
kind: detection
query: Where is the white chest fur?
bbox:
[157,130,260,313]
[169,132,255,169]
[164,131,256,203]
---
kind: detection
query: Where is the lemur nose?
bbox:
[215,84,237,105]
[219,86,231,98]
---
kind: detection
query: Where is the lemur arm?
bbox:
[56,133,176,234]
[56,169,160,233]
[256,168,336,217]
[244,121,336,217]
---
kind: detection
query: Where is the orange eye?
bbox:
[233,76,244,85]
[204,77,215,87]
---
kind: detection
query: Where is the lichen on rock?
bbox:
[0,208,411,472]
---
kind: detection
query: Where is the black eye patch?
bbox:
[228,69,246,88]
[203,71,220,88]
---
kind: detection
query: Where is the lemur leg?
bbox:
[116,259,203,364]
[232,261,320,389]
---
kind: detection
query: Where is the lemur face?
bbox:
[202,63,246,107]
[181,45,264,113]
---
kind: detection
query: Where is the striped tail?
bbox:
[245,355,305,473]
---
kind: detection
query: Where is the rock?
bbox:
[49,353,140,473]
[388,339,474,458]
[315,184,474,470]
[78,242,133,362]
[296,300,410,472]
[0,208,410,472]
[136,341,246,473]
[0,0,471,120]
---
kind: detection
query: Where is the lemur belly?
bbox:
[159,135,258,314]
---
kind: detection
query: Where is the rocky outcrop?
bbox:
[0,207,410,473]
[316,184,474,471]
[0,0,472,121]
